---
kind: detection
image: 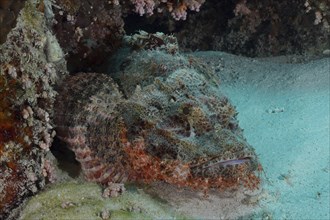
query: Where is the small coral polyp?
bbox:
[0,74,33,163]
[130,0,205,20]
[55,49,261,192]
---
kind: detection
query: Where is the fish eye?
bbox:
[182,106,190,115]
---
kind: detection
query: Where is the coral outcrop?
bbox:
[49,0,209,73]
[55,44,261,192]
[0,1,67,218]
[124,0,329,57]
[176,0,330,56]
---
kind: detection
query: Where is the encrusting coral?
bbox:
[54,35,261,193]
[0,1,67,218]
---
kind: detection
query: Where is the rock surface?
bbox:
[19,181,182,220]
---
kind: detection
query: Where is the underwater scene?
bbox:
[0,0,329,219]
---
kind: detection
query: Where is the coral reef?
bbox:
[232,0,328,56]
[0,1,67,218]
[124,0,329,57]
[55,47,261,192]
[49,0,208,73]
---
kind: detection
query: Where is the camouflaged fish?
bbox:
[54,50,261,190]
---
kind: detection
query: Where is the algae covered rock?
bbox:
[19,181,181,219]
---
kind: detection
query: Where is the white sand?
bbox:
[189,52,329,219]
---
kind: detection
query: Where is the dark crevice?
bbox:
[50,137,81,178]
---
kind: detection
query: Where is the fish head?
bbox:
[122,69,260,187]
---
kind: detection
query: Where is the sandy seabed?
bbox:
[197,52,330,219]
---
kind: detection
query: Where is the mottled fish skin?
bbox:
[55,73,131,184]
[54,52,260,190]
[119,67,258,180]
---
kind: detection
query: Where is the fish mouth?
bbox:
[205,156,253,167]
[190,155,257,178]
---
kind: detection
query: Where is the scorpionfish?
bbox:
[54,50,261,191]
